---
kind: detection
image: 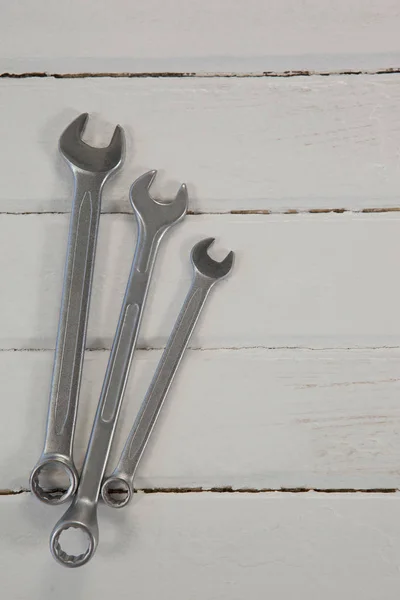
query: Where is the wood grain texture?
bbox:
[1,76,400,213]
[1,492,400,599]
[2,348,400,490]
[1,1,399,589]
[1,0,400,73]
[1,213,400,350]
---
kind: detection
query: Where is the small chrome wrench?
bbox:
[101,238,234,508]
[50,170,188,567]
[30,114,124,505]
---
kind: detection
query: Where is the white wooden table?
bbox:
[1,2,400,597]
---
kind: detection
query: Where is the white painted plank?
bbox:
[1,1,400,73]
[3,348,400,491]
[1,76,400,213]
[1,213,400,350]
[1,493,400,599]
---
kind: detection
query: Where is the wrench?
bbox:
[30,114,125,505]
[50,170,188,567]
[101,238,234,508]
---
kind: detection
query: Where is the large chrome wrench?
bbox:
[30,114,124,505]
[50,170,188,567]
[101,238,234,508]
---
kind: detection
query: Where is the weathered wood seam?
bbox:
[1,346,400,352]
[1,487,398,496]
[1,69,400,79]
[1,208,400,216]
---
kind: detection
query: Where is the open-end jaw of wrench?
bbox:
[30,114,124,505]
[50,170,188,567]
[101,238,234,508]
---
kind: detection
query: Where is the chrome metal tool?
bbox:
[50,170,188,567]
[30,114,124,505]
[101,238,234,508]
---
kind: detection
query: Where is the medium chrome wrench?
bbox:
[101,238,234,508]
[30,114,124,505]
[50,170,188,567]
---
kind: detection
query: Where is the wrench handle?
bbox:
[51,174,187,565]
[43,173,103,458]
[75,225,163,504]
[114,274,212,484]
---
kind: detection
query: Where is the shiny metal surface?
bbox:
[30,114,124,505]
[101,238,234,508]
[50,170,188,567]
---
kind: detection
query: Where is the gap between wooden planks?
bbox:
[1,487,398,495]
[2,69,400,78]
[2,207,400,217]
